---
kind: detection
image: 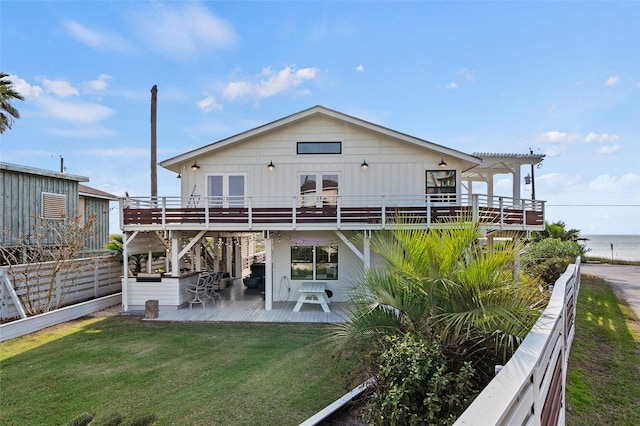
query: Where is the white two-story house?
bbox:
[119,106,544,313]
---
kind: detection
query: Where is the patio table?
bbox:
[293,282,331,313]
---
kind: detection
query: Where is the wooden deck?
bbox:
[142,279,350,324]
[121,194,545,232]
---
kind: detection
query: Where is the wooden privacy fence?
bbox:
[0,255,122,321]
[454,258,581,426]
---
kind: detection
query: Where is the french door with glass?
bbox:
[207,174,246,207]
[299,173,339,207]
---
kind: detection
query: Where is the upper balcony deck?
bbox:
[120,194,545,233]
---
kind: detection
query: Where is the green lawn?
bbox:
[0,315,360,425]
[566,274,640,425]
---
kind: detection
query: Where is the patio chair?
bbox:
[203,272,222,302]
[187,274,208,309]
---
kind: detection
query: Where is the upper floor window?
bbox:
[42,192,66,219]
[300,173,339,206]
[426,170,456,202]
[297,142,342,155]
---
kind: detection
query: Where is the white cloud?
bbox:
[585,132,619,143]
[8,74,43,97]
[223,66,319,101]
[133,3,236,60]
[356,64,364,72]
[36,97,114,123]
[83,74,112,93]
[536,130,581,145]
[588,173,640,193]
[42,79,79,97]
[535,131,622,157]
[446,82,458,90]
[605,75,619,86]
[63,20,131,52]
[597,144,622,155]
[457,68,475,82]
[197,95,222,113]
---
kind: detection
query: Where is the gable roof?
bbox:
[0,161,88,182]
[78,184,117,200]
[159,105,482,172]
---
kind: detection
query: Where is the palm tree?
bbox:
[534,220,585,243]
[331,218,544,369]
[0,73,24,134]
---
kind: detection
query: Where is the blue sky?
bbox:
[2,1,639,235]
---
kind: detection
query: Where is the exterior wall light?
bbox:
[191,162,200,171]
[177,173,181,179]
[438,158,447,168]
[267,161,275,171]
[361,159,369,169]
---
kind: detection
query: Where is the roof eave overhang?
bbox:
[159,106,482,172]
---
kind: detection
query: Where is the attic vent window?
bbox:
[297,142,342,155]
[42,192,67,219]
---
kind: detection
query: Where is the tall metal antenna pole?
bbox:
[151,85,158,201]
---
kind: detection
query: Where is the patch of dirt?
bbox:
[86,304,122,317]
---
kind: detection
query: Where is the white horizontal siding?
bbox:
[127,275,196,309]
[179,115,464,201]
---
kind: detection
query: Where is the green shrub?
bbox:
[367,333,477,426]
[522,238,582,284]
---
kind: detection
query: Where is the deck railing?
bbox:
[120,194,545,231]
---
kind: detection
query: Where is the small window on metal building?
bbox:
[42,192,67,219]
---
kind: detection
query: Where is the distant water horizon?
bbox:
[582,234,640,262]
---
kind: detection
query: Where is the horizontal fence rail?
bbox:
[0,255,122,321]
[121,194,545,231]
[454,258,581,426]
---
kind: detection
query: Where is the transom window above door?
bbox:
[299,173,339,206]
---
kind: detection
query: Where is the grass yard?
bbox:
[566,274,640,425]
[0,314,360,425]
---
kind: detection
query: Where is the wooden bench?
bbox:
[293,282,331,313]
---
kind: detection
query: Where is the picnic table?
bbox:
[293,282,331,313]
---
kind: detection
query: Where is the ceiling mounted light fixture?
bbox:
[177,173,181,179]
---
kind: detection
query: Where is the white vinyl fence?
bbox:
[455,258,581,426]
[0,255,121,321]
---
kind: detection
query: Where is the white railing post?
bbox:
[499,197,504,228]
[292,197,297,229]
[337,196,341,229]
[381,196,386,229]
[161,197,166,226]
[248,197,253,229]
[205,196,210,227]
[426,194,432,225]
[119,198,124,230]
[472,194,479,223]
